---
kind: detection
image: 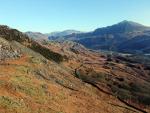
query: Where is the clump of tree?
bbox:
[30,41,66,63]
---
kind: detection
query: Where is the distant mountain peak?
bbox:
[94,20,150,34]
[25,31,49,40]
[118,20,146,28]
[119,20,137,24]
[48,30,82,38]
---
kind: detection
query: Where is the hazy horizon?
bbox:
[0,0,150,33]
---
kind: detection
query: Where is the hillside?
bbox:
[0,25,150,113]
[51,21,150,54]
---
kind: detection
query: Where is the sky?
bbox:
[0,0,150,33]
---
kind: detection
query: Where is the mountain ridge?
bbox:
[55,20,150,54]
[25,30,82,41]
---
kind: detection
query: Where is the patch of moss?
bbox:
[29,56,42,64]
[0,96,21,109]
[15,66,29,74]
[11,75,31,84]
[0,80,6,86]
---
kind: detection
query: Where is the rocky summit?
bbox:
[0,26,150,113]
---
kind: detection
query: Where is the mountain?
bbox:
[56,21,150,54]
[48,30,81,37]
[0,25,150,113]
[94,20,150,34]
[25,31,49,41]
[48,30,82,40]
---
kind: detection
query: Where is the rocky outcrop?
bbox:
[0,38,21,61]
[0,26,65,63]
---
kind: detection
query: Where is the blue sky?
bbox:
[0,0,150,33]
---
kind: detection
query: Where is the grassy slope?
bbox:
[0,50,141,113]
